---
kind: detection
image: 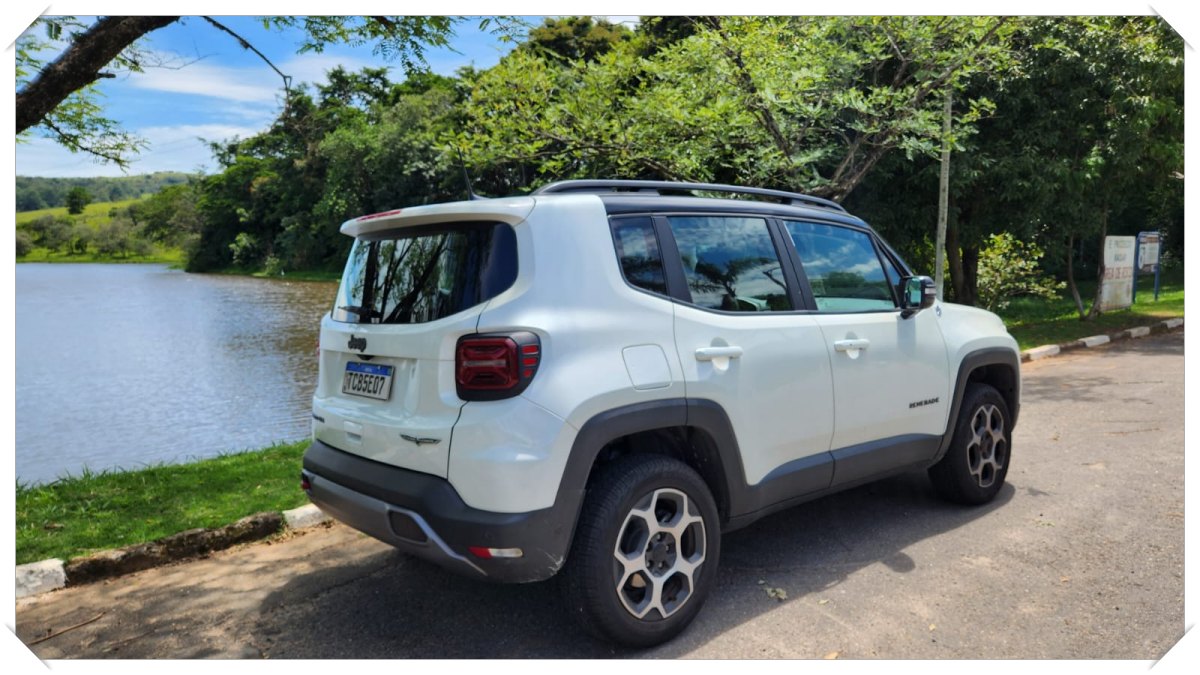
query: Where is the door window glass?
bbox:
[611,217,668,295]
[784,221,897,312]
[666,216,792,312]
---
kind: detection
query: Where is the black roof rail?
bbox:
[531,179,846,213]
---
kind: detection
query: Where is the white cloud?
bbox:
[16,123,266,178]
[129,61,280,103]
[125,50,382,105]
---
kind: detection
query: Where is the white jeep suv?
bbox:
[301,180,1021,647]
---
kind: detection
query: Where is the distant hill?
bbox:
[16,172,197,212]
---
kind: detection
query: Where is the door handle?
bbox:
[695,346,744,361]
[834,339,870,352]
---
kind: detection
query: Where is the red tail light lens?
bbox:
[455,332,540,401]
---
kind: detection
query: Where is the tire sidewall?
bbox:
[582,457,721,647]
[948,385,1012,502]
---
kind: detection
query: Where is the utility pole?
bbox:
[935,88,952,300]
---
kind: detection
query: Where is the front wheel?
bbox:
[561,454,720,647]
[929,383,1012,505]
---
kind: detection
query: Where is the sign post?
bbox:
[1133,231,1161,303]
[1098,236,1135,312]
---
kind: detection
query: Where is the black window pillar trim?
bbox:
[652,214,694,304]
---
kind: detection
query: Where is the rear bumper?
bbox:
[301,439,577,583]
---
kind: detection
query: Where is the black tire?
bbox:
[929,383,1012,505]
[561,453,721,648]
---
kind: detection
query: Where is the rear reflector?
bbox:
[455,331,540,401]
[468,546,524,559]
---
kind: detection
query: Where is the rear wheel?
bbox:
[561,454,720,647]
[929,383,1011,505]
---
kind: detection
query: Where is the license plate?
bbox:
[342,362,394,401]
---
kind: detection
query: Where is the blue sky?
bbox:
[15,16,530,177]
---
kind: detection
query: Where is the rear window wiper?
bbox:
[338,305,382,321]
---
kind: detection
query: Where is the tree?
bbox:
[65,186,91,214]
[15,230,34,257]
[16,15,498,167]
[460,16,1015,201]
[520,17,631,62]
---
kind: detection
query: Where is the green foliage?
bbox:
[65,186,91,214]
[68,222,92,254]
[228,232,261,267]
[25,215,73,252]
[17,16,149,166]
[975,233,1065,311]
[15,230,34,257]
[16,172,192,212]
[521,16,631,62]
[460,16,1015,200]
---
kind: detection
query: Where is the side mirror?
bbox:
[901,275,937,317]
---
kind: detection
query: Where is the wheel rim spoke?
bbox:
[613,487,706,620]
[967,403,1006,488]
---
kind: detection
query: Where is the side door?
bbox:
[662,214,836,496]
[780,220,950,483]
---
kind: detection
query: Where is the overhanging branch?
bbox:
[201,16,293,96]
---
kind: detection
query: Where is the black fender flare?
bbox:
[933,347,1022,464]
[552,398,752,531]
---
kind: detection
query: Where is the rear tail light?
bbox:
[455,331,540,401]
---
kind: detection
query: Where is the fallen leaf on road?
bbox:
[764,587,787,601]
[818,599,829,605]
[823,651,840,660]
[929,624,936,631]
[1060,576,1071,583]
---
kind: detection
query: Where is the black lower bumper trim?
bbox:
[301,440,578,583]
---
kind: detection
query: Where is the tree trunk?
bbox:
[962,244,979,306]
[16,16,179,134]
[1085,206,1110,321]
[945,218,967,303]
[1066,233,1085,318]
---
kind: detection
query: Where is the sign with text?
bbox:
[1099,236,1135,312]
[1137,231,1160,274]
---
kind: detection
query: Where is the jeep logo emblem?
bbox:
[348,334,367,352]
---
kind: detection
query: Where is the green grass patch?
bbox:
[17,246,185,265]
[996,269,1183,350]
[16,198,145,230]
[16,440,311,565]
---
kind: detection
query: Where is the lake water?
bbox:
[15,264,337,485]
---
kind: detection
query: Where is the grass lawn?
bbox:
[17,246,185,265]
[16,440,311,565]
[996,269,1183,350]
[16,197,144,229]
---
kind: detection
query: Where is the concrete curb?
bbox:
[1019,317,1183,363]
[16,505,333,599]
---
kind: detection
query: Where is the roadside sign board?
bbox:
[1133,230,1163,302]
[1098,236,1135,312]
[1136,231,1160,274]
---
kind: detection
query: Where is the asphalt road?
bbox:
[16,331,1185,659]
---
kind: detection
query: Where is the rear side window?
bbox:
[783,221,896,311]
[666,216,792,312]
[611,216,667,295]
[331,222,517,324]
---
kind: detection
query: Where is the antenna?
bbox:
[454,146,482,201]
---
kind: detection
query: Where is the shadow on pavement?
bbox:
[252,472,1013,658]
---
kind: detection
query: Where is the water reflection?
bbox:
[15,264,336,484]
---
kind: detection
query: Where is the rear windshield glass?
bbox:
[331,221,517,324]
